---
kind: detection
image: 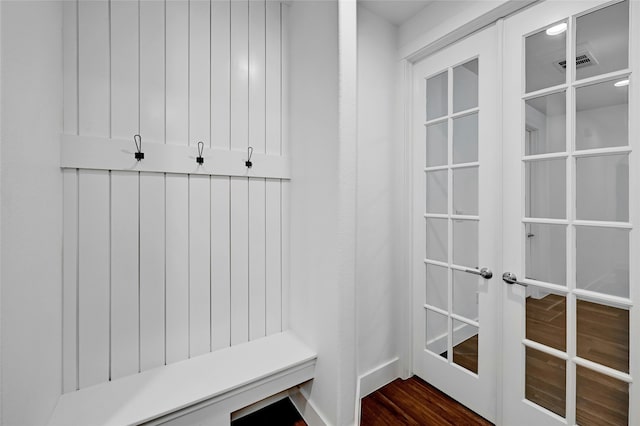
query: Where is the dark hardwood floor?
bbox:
[525,295,629,425]
[442,294,629,425]
[360,376,492,425]
[234,294,629,425]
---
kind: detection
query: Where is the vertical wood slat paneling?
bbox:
[140,1,165,144]
[66,1,288,389]
[110,1,139,139]
[189,0,210,147]
[249,0,266,154]
[281,180,290,331]
[265,1,281,156]
[139,173,166,371]
[63,1,78,136]
[63,170,79,393]
[189,176,211,357]
[110,172,140,380]
[231,177,249,345]
[78,0,110,137]
[230,0,249,152]
[280,3,289,158]
[166,0,189,145]
[165,175,190,364]
[249,178,266,340]
[211,1,231,149]
[211,177,231,350]
[139,0,167,371]
[78,170,111,388]
[265,179,282,335]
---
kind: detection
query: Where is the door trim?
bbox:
[400,3,535,394]
[401,0,538,62]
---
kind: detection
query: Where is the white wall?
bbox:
[355,5,404,397]
[288,1,357,424]
[1,2,64,425]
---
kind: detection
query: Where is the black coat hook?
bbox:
[196,141,204,165]
[245,146,254,168]
[134,134,144,161]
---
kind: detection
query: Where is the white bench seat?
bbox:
[48,332,316,426]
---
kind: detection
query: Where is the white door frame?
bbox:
[502,0,640,424]
[402,0,638,424]
[400,0,541,386]
[410,24,502,422]
[400,5,533,426]
[399,1,538,391]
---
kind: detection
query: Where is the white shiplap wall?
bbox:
[62,0,288,392]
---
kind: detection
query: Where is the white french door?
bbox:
[413,1,639,425]
[502,0,639,425]
[411,25,501,423]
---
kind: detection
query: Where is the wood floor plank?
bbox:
[361,392,421,426]
[453,335,478,374]
[362,377,492,426]
[438,294,629,424]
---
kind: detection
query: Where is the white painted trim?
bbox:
[229,391,288,422]
[288,386,330,426]
[337,1,358,426]
[426,320,479,357]
[400,58,414,381]
[495,18,505,426]
[358,357,401,399]
[402,0,539,63]
[0,0,3,422]
[48,332,316,426]
[60,135,290,179]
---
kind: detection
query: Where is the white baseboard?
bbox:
[288,385,330,426]
[426,322,478,356]
[358,357,401,398]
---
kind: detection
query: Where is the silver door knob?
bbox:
[464,267,493,279]
[502,272,528,287]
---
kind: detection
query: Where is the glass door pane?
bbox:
[423,57,485,382]
[509,2,633,424]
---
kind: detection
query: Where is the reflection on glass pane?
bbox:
[453,220,478,268]
[426,264,448,311]
[526,159,566,219]
[576,1,629,80]
[453,270,478,321]
[453,59,478,113]
[526,290,566,351]
[525,22,567,93]
[427,72,448,120]
[576,365,629,426]
[576,226,629,298]
[525,347,566,418]
[576,80,628,150]
[426,218,448,262]
[426,309,448,359]
[577,299,629,373]
[525,92,566,155]
[525,223,566,286]
[426,170,447,214]
[426,121,448,167]
[576,154,628,222]
[453,320,478,374]
[453,113,478,164]
[453,167,478,216]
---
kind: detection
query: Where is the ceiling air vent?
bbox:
[553,51,598,72]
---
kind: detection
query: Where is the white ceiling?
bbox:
[359,0,433,26]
